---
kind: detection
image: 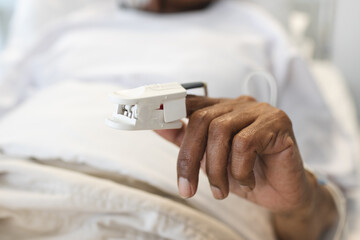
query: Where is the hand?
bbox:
[143,0,213,13]
[156,95,313,213]
[156,95,339,239]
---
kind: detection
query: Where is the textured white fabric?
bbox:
[0,158,242,240]
[1,0,358,184]
[0,81,274,240]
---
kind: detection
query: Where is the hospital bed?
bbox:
[0,0,359,239]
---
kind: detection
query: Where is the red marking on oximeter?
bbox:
[157,104,164,110]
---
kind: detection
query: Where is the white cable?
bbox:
[243,71,278,107]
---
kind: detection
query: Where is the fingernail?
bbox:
[178,177,192,198]
[211,186,224,199]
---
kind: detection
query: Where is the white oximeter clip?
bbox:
[106,82,188,130]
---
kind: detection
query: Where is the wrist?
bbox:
[273,170,338,240]
[296,171,338,223]
[286,170,319,217]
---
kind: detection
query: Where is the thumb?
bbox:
[154,120,186,147]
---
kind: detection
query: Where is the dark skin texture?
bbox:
[156,95,338,240]
[143,1,338,238]
[143,0,214,13]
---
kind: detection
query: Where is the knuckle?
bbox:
[257,102,271,109]
[209,118,231,136]
[238,95,256,102]
[177,154,193,172]
[266,132,275,145]
[275,109,292,126]
[231,165,254,183]
[284,135,295,148]
[191,109,212,123]
[233,134,252,151]
[230,168,248,182]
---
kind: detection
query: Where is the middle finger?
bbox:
[177,104,233,198]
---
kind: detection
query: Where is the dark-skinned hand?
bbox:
[155,95,315,213]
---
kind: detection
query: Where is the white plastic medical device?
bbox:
[106,82,188,130]
[106,72,277,131]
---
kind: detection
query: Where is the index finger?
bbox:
[177,96,231,199]
[186,95,225,116]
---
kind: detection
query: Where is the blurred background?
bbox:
[0,0,359,118]
[253,0,360,121]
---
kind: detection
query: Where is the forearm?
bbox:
[273,171,338,240]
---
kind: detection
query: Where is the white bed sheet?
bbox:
[0,0,358,184]
[311,61,360,240]
[0,81,275,240]
[0,157,242,240]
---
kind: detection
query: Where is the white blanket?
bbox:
[0,81,274,239]
[0,158,242,240]
[1,0,358,184]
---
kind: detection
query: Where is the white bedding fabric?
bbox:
[0,158,241,240]
[0,0,359,239]
[0,81,274,240]
[0,0,358,184]
[0,158,248,240]
[0,158,240,240]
